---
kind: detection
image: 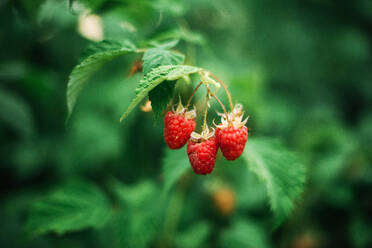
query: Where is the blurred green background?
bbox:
[1,0,372,247]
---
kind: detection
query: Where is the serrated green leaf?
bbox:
[120,65,202,122]
[149,81,176,121]
[162,146,190,193]
[80,40,136,62]
[80,40,122,61]
[142,47,185,120]
[142,48,184,75]
[66,40,136,118]
[243,138,306,227]
[27,180,110,236]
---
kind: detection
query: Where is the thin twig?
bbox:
[208,72,234,112]
[210,93,229,121]
[202,93,209,132]
[185,81,203,108]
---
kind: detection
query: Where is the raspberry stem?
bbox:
[207,72,234,117]
[202,94,209,132]
[210,93,229,121]
[185,81,203,109]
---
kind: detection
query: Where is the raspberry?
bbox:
[218,126,248,160]
[216,104,249,160]
[164,101,196,149]
[187,127,218,175]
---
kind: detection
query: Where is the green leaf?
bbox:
[142,48,184,75]
[243,138,306,227]
[103,179,162,248]
[151,28,206,45]
[219,219,270,248]
[74,0,106,11]
[112,179,158,209]
[142,48,185,120]
[0,87,34,137]
[162,146,190,193]
[37,0,74,26]
[102,211,159,248]
[27,180,110,236]
[120,65,202,122]
[148,81,177,121]
[80,40,136,62]
[148,39,180,49]
[66,40,136,118]
[175,221,211,248]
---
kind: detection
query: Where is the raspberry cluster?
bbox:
[163,75,249,175]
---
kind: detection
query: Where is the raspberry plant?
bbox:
[3,1,370,247]
[65,38,306,228]
[67,39,252,175]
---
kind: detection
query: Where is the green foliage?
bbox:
[350,218,372,248]
[12,0,46,20]
[27,180,110,236]
[74,0,107,11]
[0,87,34,137]
[3,0,372,247]
[151,29,206,45]
[148,39,180,49]
[66,40,136,118]
[142,48,185,75]
[120,65,202,122]
[37,0,74,26]
[219,219,270,248]
[149,81,177,120]
[103,211,160,248]
[243,138,306,226]
[174,221,211,248]
[162,147,190,193]
[112,179,158,209]
[143,47,185,120]
[103,180,162,248]
[80,40,134,62]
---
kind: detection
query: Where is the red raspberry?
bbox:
[217,126,248,160]
[164,101,196,149]
[216,104,249,160]
[187,128,218,175]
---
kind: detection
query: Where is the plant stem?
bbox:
[186,81,203,108]
[210,93,229,121]
[208,72,234,112]
[202,94,209,132]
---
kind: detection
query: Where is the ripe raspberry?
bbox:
[187,127,218,175]
[218,126,248,160]
[216,104,249,160]
[164,101,196,149]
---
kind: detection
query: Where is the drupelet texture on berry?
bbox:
[187,128,218,175]
[216,104,249,160]
[164,101,196,149]
[217,126,248,160]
